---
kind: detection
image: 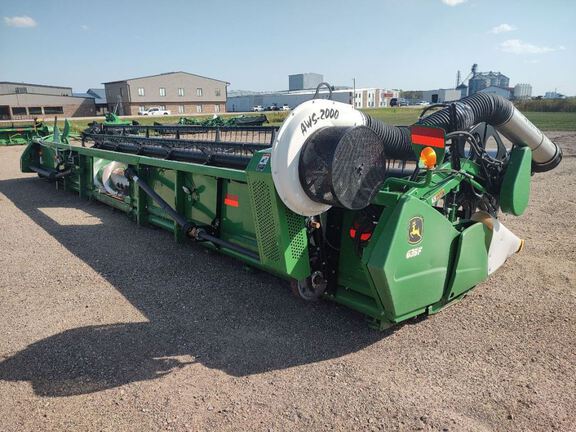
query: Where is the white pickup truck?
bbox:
[138,107,171,116]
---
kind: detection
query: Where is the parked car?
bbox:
[390,98,409,107]
[267,104,280,111]
[252,105,264,112]
[138,107,171,116]
[281,104,291,111]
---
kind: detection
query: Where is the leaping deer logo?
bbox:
[408,217,423,244]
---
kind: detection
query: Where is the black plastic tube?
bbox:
[125,168,192,233]
[29,165,71,180]
[360,92,561,172]
[195,230,260,261]
[125,168,260,261]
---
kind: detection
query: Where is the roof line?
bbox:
[0,81,72,90]
[102,71,230,85]
[0,92,94,99]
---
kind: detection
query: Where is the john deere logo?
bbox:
[408,216,423,244]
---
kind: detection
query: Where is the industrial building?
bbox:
[544,91,566,99]
[468,71,510,96]
[103,71,229,116]
[227,88,354,112]
[0,81,96,120]
[228,73,346,111]
[422,88,461,104]
[227,73,398,112]
[513,84,532,100]
[354,89,400,108]
[478,86,511,99]
[73,88,108,115]
[289,73,323,91]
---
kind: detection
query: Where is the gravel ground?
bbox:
[0,134,575,432]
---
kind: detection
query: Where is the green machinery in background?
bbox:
[20,91,562,329]
[175,114,268,127]
[0,119,52,146]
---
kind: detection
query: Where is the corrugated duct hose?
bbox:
[360,93,562,172]
[296,93,562,213]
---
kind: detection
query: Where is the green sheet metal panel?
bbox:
[182,173,217,226]
[366,196,459,322]
[444,222,490,300]
[221,179,258,253]
[500,146,532,216]
[245,150,310,280]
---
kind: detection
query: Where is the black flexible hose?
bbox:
[418,93,513,131]
[361,93,516,161]
[360,113,415,160]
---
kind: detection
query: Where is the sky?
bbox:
[1,0,575,96]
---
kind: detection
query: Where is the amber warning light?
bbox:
[411,125,445,169]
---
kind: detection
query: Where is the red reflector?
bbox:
[349,228,372,242]
[411,125,445,148]
[224,194,239,207]
[360,232,372,241]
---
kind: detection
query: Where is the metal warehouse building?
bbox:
[103,71,229,116]
[227,88,354,112]
[0,82,96,120]
[422,88,462,104]
[228,73,398,112]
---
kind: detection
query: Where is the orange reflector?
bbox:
[411,125,445,148]
[420,147,437,169]
[224,194,239,207]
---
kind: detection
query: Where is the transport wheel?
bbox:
[290,271,327,301]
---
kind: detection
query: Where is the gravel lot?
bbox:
[0,134,575,432]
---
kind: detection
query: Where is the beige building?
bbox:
[354,88,400,109]
[103,71,229,116]
[0,82,96,120]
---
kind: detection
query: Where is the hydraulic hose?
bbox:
[360,93,561,172]
[125,167,260,261]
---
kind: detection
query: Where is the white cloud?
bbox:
[499,39,566,54]
[441,0,467,6]
[490,23,516,34]
[3,15,37,28]
[80,24,89,31]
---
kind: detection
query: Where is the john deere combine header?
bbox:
[0,119,51,146]
[20,92,561,329]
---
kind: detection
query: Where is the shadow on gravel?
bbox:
[0,177,388,397]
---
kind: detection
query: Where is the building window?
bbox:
[196,88,203,97]
[120,88,124,97]
[196,105,202,113]
[29,107,43,115]
[160,105,166,110]
[214,104,220,113]
[178,88,185,96]
[11,107,27,115]
[15,87,28,94]
[178,105,185,114]
[159,88,166,97]
[139,106,146,112]
[215,88,221,97]
[44,106,64,114]
[138,87,145,96]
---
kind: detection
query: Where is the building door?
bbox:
[431,94,439,103]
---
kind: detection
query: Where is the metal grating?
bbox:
[251,180,281,263]
[284,207,307,262]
